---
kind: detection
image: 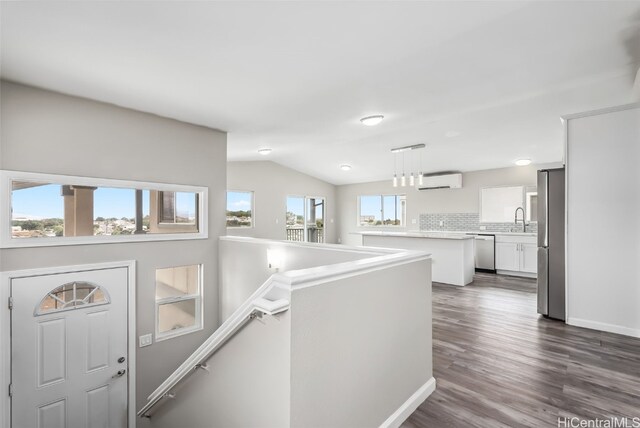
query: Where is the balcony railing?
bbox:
[286,227,324,243]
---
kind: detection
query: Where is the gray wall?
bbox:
[566,105,640,337]
[0,81,227,415]
[150,311,292,428]
[227,161,338,243]
[290,259,433,427]
[336,165,540,246]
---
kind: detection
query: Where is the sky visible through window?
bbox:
[359,195,404,225]
[226,191,252,212]
[12,184,153,220]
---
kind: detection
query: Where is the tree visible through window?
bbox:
[358,195,406,226]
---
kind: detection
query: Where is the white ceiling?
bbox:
[2,1,639,185]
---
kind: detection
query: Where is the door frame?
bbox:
[0,260,137,428]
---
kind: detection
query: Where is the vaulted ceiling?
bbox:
[2,1,639,184]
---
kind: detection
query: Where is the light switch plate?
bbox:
[411,218,417,224]
[139,334,153,348]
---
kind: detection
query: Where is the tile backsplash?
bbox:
[419,213,537,233]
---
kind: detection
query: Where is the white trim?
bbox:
[220,235,392,256]
[560,102,640,121]
[567,318,640,339]
[1,170,208,248]
[379,377,436,428]
[0,260,137,428]
[496,270,537,279]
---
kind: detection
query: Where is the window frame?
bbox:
[154,264,204,342]
[479,185,536,224]
[356,194,406,228]
[1,170,208,248]
[226,190,255,229]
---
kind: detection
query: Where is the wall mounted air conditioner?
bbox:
[417,172,462,190]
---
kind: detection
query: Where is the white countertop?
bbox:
[358,231,475,240]
[415,230,536,237]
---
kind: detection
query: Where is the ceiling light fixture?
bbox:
[360,115,384,126]
[258,148,272,155]
[340,164,352,171]
[515,158,532,166]
[390,144,426,187]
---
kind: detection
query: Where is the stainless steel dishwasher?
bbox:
[467,233,496,273]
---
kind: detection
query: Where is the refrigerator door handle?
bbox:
[537,247,549,316]
[538,170,549,248]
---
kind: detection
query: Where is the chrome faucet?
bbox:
[514,207,526,232]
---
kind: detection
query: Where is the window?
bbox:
[35,281,110,316]
[286,196,325,243]
[525,190,538,222]
[1,171,207,248]
[358,195,406,227]
[155,264,203,341]
[480,186,534,223]
[159,192,198,225]
[226,191,253,228]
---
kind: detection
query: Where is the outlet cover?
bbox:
[139,334,153,348]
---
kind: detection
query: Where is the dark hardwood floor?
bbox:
[404,273,640,428]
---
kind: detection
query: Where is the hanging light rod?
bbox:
[390,143,426,153]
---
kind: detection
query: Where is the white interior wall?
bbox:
[0,81,227,416]
[227,161,338,243]
[566,104,640,337]
[336,165,541,246]
[218,237,382,322]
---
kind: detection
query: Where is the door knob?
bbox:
[118,357,126,363]
[112,369,126,379]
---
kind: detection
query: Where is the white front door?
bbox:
[11,267,129,428]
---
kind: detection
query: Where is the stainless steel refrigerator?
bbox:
[537,168,565,321]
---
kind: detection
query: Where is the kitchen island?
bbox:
[359,231,475,286]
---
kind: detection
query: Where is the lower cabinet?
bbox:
[495,235,537,276]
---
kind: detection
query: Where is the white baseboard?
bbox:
[567,317,640,338]
[380,377,437,428]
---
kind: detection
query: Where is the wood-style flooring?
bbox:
[404,273,640,428]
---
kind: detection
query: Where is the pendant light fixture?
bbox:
[392,152,398,187]
[418,150,424,186]
[390,143,426,188]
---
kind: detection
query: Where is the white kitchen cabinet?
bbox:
[495,235,537,277]
[496,242,520,271]
[520,243,537,273]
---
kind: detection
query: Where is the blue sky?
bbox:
[13,185,153,220]
[359,195,400,220]
[227,191,252,211]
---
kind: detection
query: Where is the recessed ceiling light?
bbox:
[515,158,532,166]
[360,115,384,126]
[340,164,352,171]
[445,131,461,138]
[257,148,272,155]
